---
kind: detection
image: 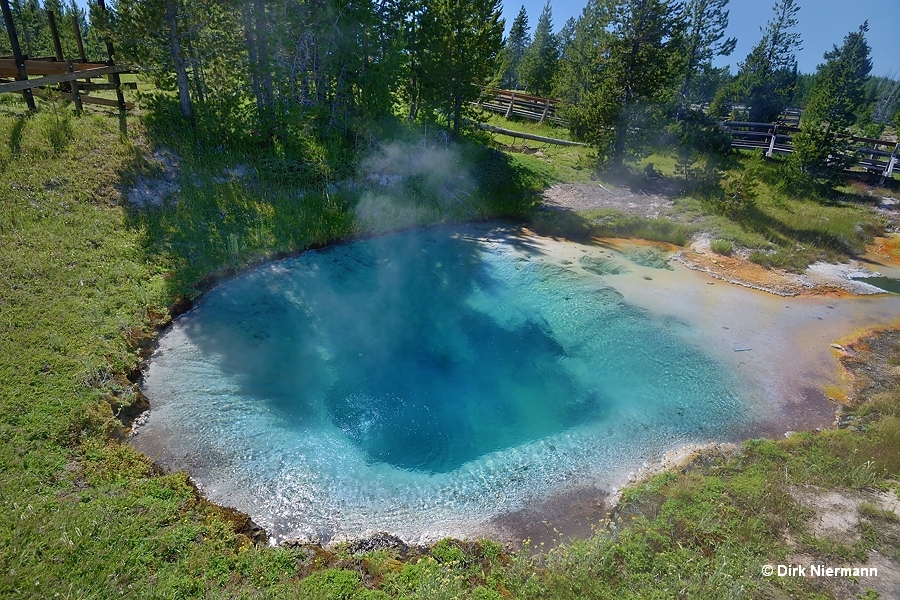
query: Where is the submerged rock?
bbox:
[345,532,409,556]
[579,255,630,276]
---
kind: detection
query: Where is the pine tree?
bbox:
[0,15,9,56]
[401,0,428,120]
[557,16,576,55]
[679,0,736,104]
[553,0,609,112]
[792,22,872,183]
[499,5,529,89]
[419,0,504,137]
[11,0,49,58]
[267,0,396,133]
[112,0,225,121]
[519,1,557,97]
[727,0,801,123]
[560,0,685,167]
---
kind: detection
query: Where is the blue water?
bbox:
[135,225,751,543]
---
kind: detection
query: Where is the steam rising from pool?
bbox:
[134,225,752,544]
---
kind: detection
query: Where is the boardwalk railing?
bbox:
[721,121,899,182]
[1,0,133,112]
[477,89,567,126]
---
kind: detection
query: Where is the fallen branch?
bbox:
[476,123,588,147]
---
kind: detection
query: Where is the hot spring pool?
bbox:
[132,224,899,544]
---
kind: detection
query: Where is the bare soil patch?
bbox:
[787,485,900,600]
[541,182,680,220]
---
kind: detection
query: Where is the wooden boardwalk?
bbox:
[477,89,567,126]
[0,0,133,112]
[722,121,899,182]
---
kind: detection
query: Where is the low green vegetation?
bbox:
[496,114,888,270]
[2,99,899,599]
[710,239,733,255]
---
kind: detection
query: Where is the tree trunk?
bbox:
[242,4,259,110]
[185,40,205,104]
[165,0,193,120]
[452,93,462,138]
[612,115,628,167]
[253,0,273,113]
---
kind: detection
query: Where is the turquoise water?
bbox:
[134,225,751,543]
[852,276,900,294]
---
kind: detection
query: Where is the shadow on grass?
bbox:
[529,207,598,242]
[733,203,873,270]
[7,113,28,156]
[600,164,687,197]
[529,206,696,247]
[120,107,552,303]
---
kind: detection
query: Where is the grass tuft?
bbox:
[710,239,733,255]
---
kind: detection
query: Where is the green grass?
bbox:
[481,112,573,141]
[710,239,733,255]
[480,113,596,183]
[639,151,887,271]
[497,133,885,270]
[2,104,898,599]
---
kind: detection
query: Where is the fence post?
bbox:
[881,143,899,185]
[539,97,550,124]
[46,9,82,111]
[766,124,778,158]
[505,92,516,118]
[96,0,127,128]
[1,0,37,110]
[71,14,87,62]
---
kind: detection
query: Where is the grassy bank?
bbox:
[483,114,890,270]
[1,103,897,599]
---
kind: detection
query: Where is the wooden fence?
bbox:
[477,89,566,126]
[721,121,899,182]
[0,0,133,112]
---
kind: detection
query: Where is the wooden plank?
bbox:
[0,59,113,77]
[0,65,129,93]
[539,98,551,124]
[13,87,133,109]
[853,147,895,158]
[67,61,83,112]
[490,88,563,104]
[47,10,65,61]
[77,81,138,91]
[723,121,777,130]
[69,94,132,109]
[32,59,110,73]
[846,135,896,147]
[71,14,87,63]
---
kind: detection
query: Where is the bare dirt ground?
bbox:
[541,182,900,297]
[785,485,900,600]
[541,181,680,219]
